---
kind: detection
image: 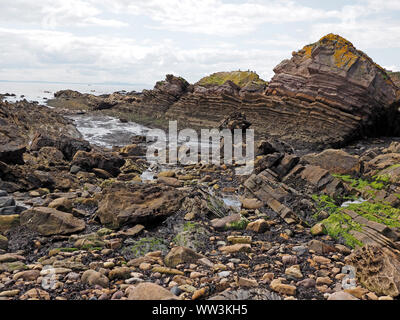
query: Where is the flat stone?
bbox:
[270,279,296,296]
[127,282,178,300]
[20,207,85,236]
[219,243,251,254]
[328,291,359,300]
[237,277,259,288]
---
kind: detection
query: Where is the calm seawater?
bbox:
[0,81,150,105]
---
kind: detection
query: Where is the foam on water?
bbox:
[341,198,366,207]
[68,114,150,149]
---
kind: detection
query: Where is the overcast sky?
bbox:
[1,0,399,86]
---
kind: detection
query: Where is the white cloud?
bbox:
[0,1,399,85]
[0,0,127,28]
[101,0,339,36]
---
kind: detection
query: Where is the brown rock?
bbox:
[127,282,178,300]
[344,287,369,299]
[328,291,359,300]
[20,288,50,300]
[219,244,251,254]
[211,214,241,230]
[302,149,361,175]
[0,215,20,233]
[158,177,183,188]
[97,183,185,228]
[20,207,85,236]
[164,246,204,268]
[346,245,400,297]
[81,270,109,288]
[246,219,269,233]
[48,197,73,213]
[240,198,263,210]
[270,279,296,296]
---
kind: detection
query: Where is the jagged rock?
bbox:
[97,183,185,228]
[267,33,399,145]
[30,132,90,161]
[164,246,204,268]
[302,149,361,175]
[54,90,84,99]
[218,111,251,131]
[49,34,400,150]
[0,100,86,164]
[20,207,85,236]
[71,150,125,177]
[346,245,400,297]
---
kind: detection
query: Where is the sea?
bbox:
[0,81,150,105]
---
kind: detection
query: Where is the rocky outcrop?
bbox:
[50,34,400,150]
[266,34,399,142]
[0,100,88,164]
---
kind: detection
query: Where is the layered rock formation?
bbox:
[49,34,400,150]
[266,34,399,143]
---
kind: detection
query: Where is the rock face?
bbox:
[346,245,400,297]
[50,34,400,150]
[266,34,399,145]
[0,101,88,164]
[96,183,186,228]
[20,207,85,236]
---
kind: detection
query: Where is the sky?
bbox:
[1,0,400,86]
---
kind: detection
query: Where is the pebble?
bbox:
[218,271,231,278]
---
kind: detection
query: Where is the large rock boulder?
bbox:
[71,150,125,177]
[346,245,400,297]
[302,149,361,175]
[96,183,185,228]
[20,207,85,236]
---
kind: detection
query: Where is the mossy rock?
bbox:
[0,261,27,272]
[0,215,20,233]
[313,192,400,248]
[196,71,267,87]
[173,222,210,252]
[124,237,169,259]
